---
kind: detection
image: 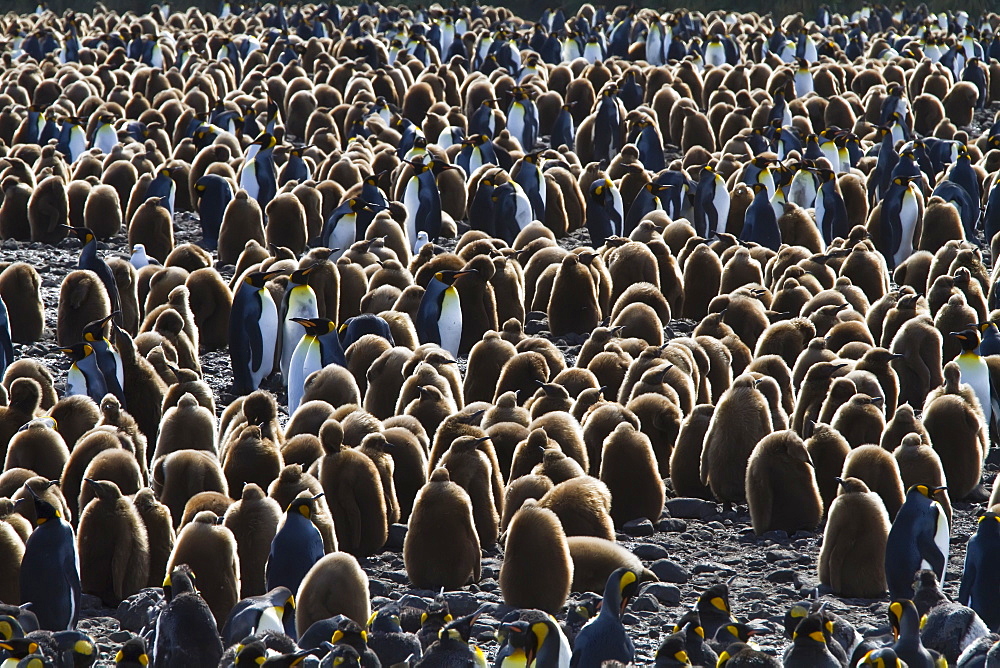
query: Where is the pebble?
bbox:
[765,569,798,584]
[444,591,483,616]
[656,518,687,533]
[643,583,682,606]
[650,559,691,584]
[369,579,391,597]
[632,543,670,560]
[664,498,718,520]
[622,518,655,536]
[693,562,736,575]
[386,523,407,550]
[632,594,660,612]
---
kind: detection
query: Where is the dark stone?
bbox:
[444,591,484,616]
[656,518,688,533]
[664,498,718,520]
[650,559,691,584]
[632,543,670,560]
[644,583,682,606]
[622,518,655,536]
[632,594,660,612]
[386,523,408,550]
[765,569,798,584]
[692,562,736,575]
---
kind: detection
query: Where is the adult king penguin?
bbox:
[81,313,125,406]
[322,198,375,258]
[885,484,950,599]
[229,269,284,395]
[279,265,320,385]
[570,568,638,668]
[241,132,278,210]
[741,183,781,250]
[586,178,624,248]
[403,158,446,253]
[19,488,81,631]
[953,328,994,446]
[693,165,730,238]
[61,342,108,402]
[265,495,326,598]
[63,226,121,322]
[507,87,539,151]
[881,175,920,271]
[194,174,234,251]
[415,270,474,358]
[145,167,177,218]
[959,510,1000,630]
[287,317,346,414]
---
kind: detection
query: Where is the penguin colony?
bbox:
[5,0,1000,667]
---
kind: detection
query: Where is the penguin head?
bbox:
[83,478,122,501]
[887,600,922,640]
[83,311,118,343]
[950,327,981,351]
[438,605,488,644]
[285,493,324,518]
[433,269,475,286]
[696,582,731,618]
[790,614,828,645]
[368,604,403,633]
[60,225,97,245]
[289,264,316,285]
[0,615,23,641]
[244,268,286,289]
[233,640,267,666]
[907,483,947,500]
[858,648,905,667]
[249,132,278,150]
[0,639,39,658]
[53,631,96,661]
[25,487,61,525]
[330,616,369,648]
[163,564,198,600]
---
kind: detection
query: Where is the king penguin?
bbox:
[885,484,950,599]
[241,132,278,211]
[507,87,539,151]
[60,342,108,402]
[953,328,994,448]
[741,183,781,250]
[586,178,624,248]
[882,175,920,271]
[693,165,730,239]
[322,198,374,259]
[959,510,1000,630]
[570,568,637,668]
[63,226,121,322]
[0,295,12,381]
[287,317,346,414]
[145,167,177,218]
[415,271,473,358]
[265,494,327,598]
[90,112,118,155]
[194,174,234,252]
[403,158,444,253]
[229,269,284,395]
[81,313,125,406]
[279,265,320,386]
[19,488,81,631]
[814,168,849,245]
